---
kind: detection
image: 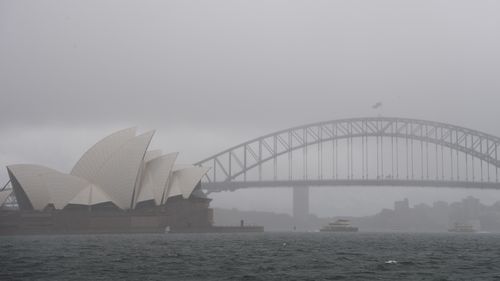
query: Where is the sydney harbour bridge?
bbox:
[196,117,500,219]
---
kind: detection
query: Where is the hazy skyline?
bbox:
[1,0,500,216]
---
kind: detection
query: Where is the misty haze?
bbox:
[1,0,500,280]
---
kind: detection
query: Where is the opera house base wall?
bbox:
[0,197,215,235]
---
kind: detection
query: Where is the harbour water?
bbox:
[1,232,500,280]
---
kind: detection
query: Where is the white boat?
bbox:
[320,219,358,232]
[448,222,476,233]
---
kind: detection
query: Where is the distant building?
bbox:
[433,201,449,210]
[462,196,482,219]
[394,198,409,212]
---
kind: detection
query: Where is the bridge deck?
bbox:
[201,179,500,192]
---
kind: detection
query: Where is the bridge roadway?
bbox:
[202,179,500,193]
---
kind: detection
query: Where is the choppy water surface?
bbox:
[1,232,500,280]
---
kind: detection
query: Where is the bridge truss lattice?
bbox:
[196,117,500,192]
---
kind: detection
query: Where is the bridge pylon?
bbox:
[292,186,309,228]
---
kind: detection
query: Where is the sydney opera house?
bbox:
[0,128,214,234]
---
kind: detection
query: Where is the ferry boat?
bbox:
[320,219,358,232]
[448,222,476,233]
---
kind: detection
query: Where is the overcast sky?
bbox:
[1,0,500,216]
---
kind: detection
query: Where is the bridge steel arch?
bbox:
[196,117,500,192]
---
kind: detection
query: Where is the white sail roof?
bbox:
[7,164,91,210]
[136,183,154,204]
[135,152,178,205]
[71,127,136,180]
[5,127,209,211]
[68,184,114,206]
[132,149,162,203]
[79,131,155,209]
[167,166,210,199]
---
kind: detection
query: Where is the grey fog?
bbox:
[1,0,500,217]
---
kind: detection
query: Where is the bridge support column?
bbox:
[293,186,309,228]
